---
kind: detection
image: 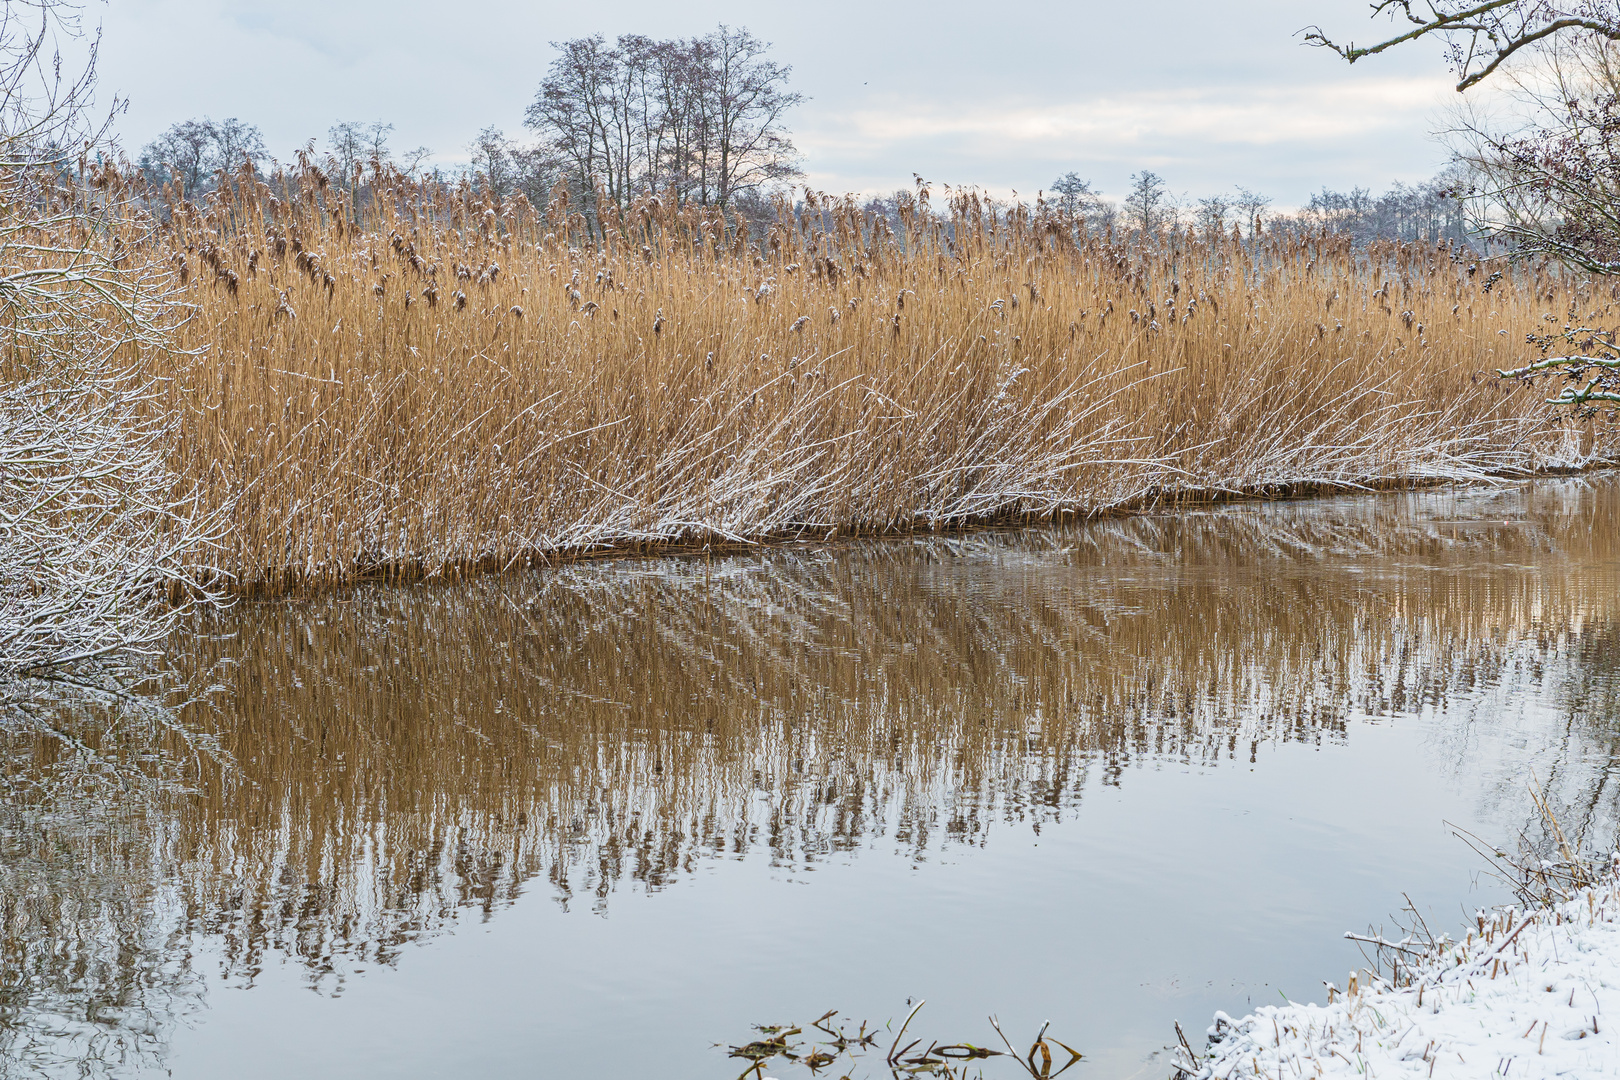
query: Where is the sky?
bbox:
[80,0,1473,209]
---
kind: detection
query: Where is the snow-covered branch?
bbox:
[0,1,224,696]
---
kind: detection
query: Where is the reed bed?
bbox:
[121,163,1617,591]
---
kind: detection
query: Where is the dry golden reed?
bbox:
[133,161,1619,591]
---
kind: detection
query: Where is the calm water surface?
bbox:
[7,476,1620,1079]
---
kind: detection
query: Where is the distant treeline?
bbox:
[134,24,800,231]
[130,23,1473,249]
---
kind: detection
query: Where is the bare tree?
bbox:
[648,35,706,200]
[468,125,513,199]
[695,25,803,211]
[1048,172,1096,213]
[138,116,265,198]
[1124,170,1173,233]
[1233,186,1273,237]
[1448,35,1620,406]
[525,25,803,221]
[468,125,558,206]
[139,120,210,196]
[1442,34,1620,265]
[398,144,433,177]
[208,117,265,172]
[1046,172,1117,233]
[1194,193,1231,236]
[326,119,393,183]
[527,33,619,220]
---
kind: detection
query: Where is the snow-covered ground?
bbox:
[1173,859,1620,1078]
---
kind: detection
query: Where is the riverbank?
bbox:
[1172,858,1620,1078]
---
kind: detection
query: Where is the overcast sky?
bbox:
[86,0,1470,208]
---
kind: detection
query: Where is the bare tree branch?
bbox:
[1303,0,1620,90]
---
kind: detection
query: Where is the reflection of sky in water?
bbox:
[5,475,1620,1079]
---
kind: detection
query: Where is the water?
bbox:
[6,476,1620,1079]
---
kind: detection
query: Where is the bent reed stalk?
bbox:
[131,161,1620,592]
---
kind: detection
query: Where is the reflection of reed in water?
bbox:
[5,477,1620,1074]
[0,801,200,1078]
[1,679,219,1076]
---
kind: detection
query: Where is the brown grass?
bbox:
[124,163,1620,590]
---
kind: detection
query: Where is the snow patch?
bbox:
[1173,858,1620,1078]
